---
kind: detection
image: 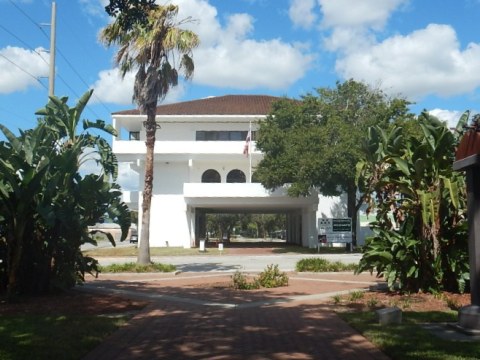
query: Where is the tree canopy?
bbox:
[255,79,413,245]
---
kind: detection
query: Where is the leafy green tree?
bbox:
[101,2,199,264]
[255,80,413,245]
[355,112,469,293]
[251,214,285,239]
[0,91,130,299]
[105,0,156,29]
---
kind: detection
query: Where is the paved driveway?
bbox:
[96,252,362,272]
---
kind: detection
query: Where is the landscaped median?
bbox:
[295,257,358,272]
[332,291,476,360]
[295,257,480,359]
[99,262,177,273]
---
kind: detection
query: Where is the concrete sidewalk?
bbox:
[83,272,390,360]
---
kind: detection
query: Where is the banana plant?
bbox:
[0,91,130,298]
[356,112,468,293]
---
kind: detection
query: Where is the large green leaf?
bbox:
[391,156,411,175]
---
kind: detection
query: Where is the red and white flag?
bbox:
[243,129,251,156]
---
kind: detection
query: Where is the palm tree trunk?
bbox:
[137,106,157,265]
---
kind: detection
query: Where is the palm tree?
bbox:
[101,3,199,264]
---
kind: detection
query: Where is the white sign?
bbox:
[318,218,352,243]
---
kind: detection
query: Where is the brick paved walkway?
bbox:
[82,272,390,359]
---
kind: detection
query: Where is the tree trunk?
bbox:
[137,106,157,265]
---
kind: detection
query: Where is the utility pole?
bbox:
[48,1,56,97]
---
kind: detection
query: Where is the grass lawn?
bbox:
[83,246,210,257]
[272,245,358,254]
[339,310,480,359]
[0,314,128,360]
[84,244,358,257]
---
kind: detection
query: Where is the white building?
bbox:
[112,95,352,249]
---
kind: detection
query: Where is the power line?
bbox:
[0,53,48,90]
[55,47,113,115]
[8,0,50,40]
[7,0,114,122]
[0,24,50,66]
[0,22,93,103]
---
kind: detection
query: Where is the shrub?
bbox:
[257,264,289,288]
[366,297,378,308]
[332,294,342,305]
[231,265,288,290]
[231,271,260,290]
[349,291,364,301]
[296,258,358,272]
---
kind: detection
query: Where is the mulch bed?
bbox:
[332,290,471,313]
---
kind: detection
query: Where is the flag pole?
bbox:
[248,121,252,182]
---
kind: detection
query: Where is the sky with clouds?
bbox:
[2,0,480,189]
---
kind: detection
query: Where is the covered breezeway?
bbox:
[194,208,303,248]
[184,190,319,249]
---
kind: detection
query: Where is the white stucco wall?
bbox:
[149,195,191,247]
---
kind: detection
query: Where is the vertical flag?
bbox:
[243,128,251,156]
[243,122,252,182]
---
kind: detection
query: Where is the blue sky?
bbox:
[3,0,480,135]
[3,0,480,134]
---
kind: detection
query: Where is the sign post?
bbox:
[318,218,352,250]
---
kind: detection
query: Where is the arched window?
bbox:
[201,169,221,183]
[226,169,246,183]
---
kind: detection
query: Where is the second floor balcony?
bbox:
[113,140,258,161]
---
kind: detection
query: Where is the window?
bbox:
[201,169,221,183]
[226,169,246,183]
[129,131,140,140]
[196,131,255,141]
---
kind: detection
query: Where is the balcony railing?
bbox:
[113,140,255,155]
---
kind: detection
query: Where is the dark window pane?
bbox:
[129,131,140,140]
[202,169,221,183]
[230,131,243,141]
[227,169,246,183]
[196,130,254,141]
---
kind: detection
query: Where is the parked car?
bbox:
[129,228,138,244]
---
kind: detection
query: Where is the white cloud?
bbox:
[91,68,186,106]
[334,24,480,100]
[429,109,464,128]
[0,46,49,94]
[315,0,480,101]
[319,0,407,30]
[79,0,109,18]
[93,0,313,98]
[288,0,318,30]
[91,69,135,105]
[175,0,314,90]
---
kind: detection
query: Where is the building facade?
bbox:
[112,95,346,249]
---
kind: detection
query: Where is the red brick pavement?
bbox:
[82,272,389,360]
